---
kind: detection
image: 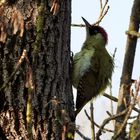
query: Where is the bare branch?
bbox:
[112,106,133,140]
[108,48,117,126]
[76,129,90,140]
[100,0,103,9]
[103,93,140,113]
[93,6,109,26]
[71,23,85,27]
[90,102,95,140]
[129,115,138,119]
[103,93,118,102]
[84,110,113,133]
[100,0,109,16]
[112,80,140,140]
[112,48,117,59]
[71,0,110,28]
[106,111,112,117]
[84,110,91,120]
[109,48,117,113]
[96,108,128,139]
[93,0,109,25]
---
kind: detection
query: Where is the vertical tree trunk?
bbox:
[0,0,74,139]
[114,0,140,139]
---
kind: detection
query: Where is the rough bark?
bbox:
[114,0,140,139]
[0,0,74,139]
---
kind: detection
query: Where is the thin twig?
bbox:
[90,102,95,140]
[100,0,109,17]
[112,48,117,59]
[129,115,138,119]
[93,0,109,25]
[76,129,90,140]
[71,24,85,27]
[96,108,128,139]
[109,48,117,126]
[84,110,113,133]
[84,110,90,120]
[103,93,140,113]
[71,0,110,27]
[112,80,140,140]
[112,106,133,140]
[103,93,118,102]
[100,0,103,9]
[106,111,112,117]
[93,6,109,26]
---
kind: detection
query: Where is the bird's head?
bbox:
[82,17,108,45]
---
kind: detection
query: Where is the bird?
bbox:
[72,17,114,115]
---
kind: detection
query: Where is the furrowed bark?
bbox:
[0,0,74,139]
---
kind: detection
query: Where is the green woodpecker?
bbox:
[72,17,114,115]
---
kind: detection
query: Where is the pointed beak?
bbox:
[82,17,91,28]
[82,17,91,38]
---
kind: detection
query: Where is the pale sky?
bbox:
[71,0,140,139]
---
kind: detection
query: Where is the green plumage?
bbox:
[72,32,114,115]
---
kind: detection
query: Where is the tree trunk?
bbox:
[114,0,140,139]
[0,0,74,139]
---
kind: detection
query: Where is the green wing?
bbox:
[72,49,95,88]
